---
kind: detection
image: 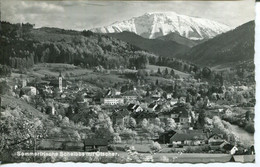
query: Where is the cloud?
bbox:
[1,0,65,26]
[18,1,64,14]
[1,0,254,30]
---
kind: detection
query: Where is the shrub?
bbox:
[150,141,161,153]
[158,156,169,162]
[245,122,254,133]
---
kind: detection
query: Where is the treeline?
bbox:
[1,21,156,70]
[149,56,199,74]
[0,65,11,77]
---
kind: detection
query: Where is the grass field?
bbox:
[1,95,47,119]
[11,63,190,89]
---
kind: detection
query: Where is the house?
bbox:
[230,155,255,163]
[166,93,172,100]
[147,103,161,112]
[179,110,191,126]
[158,106,191,128]
[122,90,139,102]
[224,108,232,116]
[82,93,93,103]
[221,143,238,155]
[21,86,37,96]
[170,98,178,106]
[105,89,121,96]
[132,112,158,124]
[170,132,206,146]
[208,134,225,145]
[158,130,177,144]
[19,76,27,88]
[111,109,130,125]
[151,91,161,100]
[127,103,143,112]
[60,93,66,99]
[178,97,186,104]
[83,138,108,152]
[101,96,124,105]
[208,134,226,150]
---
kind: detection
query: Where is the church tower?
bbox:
[59,72,63,92]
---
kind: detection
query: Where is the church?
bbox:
[49,72,67,93]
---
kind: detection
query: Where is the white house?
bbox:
[21,86,37,96]
[102,97,124,105]
[166,93,172,100]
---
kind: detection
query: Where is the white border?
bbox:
[1,2,259,167]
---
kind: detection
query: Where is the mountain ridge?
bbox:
[91,12,231,40]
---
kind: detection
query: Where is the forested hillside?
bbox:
[178,21,255,67]
[107,31,189,57]
[0,22,157,70]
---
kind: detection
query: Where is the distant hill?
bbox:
[178,21,255,67]
[156,32,205,47]
[107,31,189,57]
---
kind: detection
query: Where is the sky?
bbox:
[1,0,255,31]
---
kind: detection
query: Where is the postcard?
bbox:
[0,0,256,164]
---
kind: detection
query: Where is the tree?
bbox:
[141,118,149,129]
[155,79,159,86]
[128,117,137,129]
[198,109,206,127]
[154,118,161,126]
[157,68,161,75]
[93,112,115,140]
[0,65,11,77]
[202,67,211,79]
[0,113,47,162]
[245,110,252,121]
[170,69,175,76]
[0,81,10,95]
[236,93,246,104]
[137,69,147,79]
[113,133,122,144]
[119,128,137,141]
[165,118,176,131]
[164,68,169,76]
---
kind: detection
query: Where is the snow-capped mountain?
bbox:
[91,12,231,40]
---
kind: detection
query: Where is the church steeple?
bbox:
[58,72,63,92]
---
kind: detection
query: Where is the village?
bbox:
[0,62,255,163]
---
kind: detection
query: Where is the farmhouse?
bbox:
[170,131,206,146]
[208,134,226,150]
[208,134,225,145]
